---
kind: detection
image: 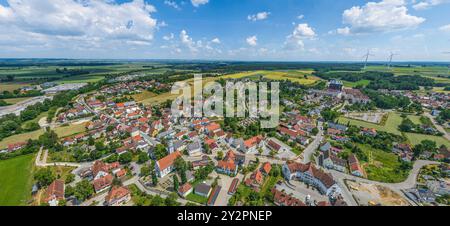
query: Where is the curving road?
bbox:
[301,121,324,163]
[330,160,441,206]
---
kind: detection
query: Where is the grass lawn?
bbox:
[186,193,208,204]
[48,150,77,163]
[342,79,371,88]
[0,154,35,206]
[338,112,403,135]
[404,133,450,147]
[3,97,33,104]
[53,123,86,138]
[48,165,76,181]
[0,129,44,149]
[358,144,409,183]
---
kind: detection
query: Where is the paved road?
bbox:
[301,121,324,164]
[330,160,441,206]
[424,112,450,141]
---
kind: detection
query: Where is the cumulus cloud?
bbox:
[180,30,198,52]
[163,33,174,41]
[0,0,158,49]
[211,38,221,44]
[247,12,270,21]
[297,15,305,20]
[246,35,258,46]
[337,0,425,35]
[164,0,181,10]
[413,0,449,10]
[284,23,316,50]
[440,24,450,32]
[191,0,209,7]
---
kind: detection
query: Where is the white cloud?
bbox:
[163,33,174,41]
[297,15,305,20]
[337,0,425,35]
[180,30,198,52]
[164,0,181,10]
[0,0,158,48]
[248,12,270,21]
[336,27,351,35]
[191,0,209,7]
[439,24,450,32]
[246,35,258,46]
[211,38,221,44]
[413,0,449,10]
[284,23,316,50]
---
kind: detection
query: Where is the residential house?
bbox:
[272,188,306,206]
[187,140,202,156]
[216,150,239,176]
[93,174,113,193]
[178,183,193,197]
[155,151,182,178]
[105,186,131,206]
[44,180,65,206]
[348,154,364,177]
[319,150,347,173]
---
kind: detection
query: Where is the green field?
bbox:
[365,65,450,84]
[358,144,409,183]
[3,97,32,104]
[404,133,450,147]
[342,79,371,88]
[186,193,208,204]
[0,154,35,206]
[56,75,105,84]
[338,112,403,135]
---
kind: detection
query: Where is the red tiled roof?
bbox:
[157,151,182,171]
[178,183,193,194]
[93,174,113,192]
[286,162,335,188]
[261,162,272,175]
[105,186,130,203]
[44,180,65,202]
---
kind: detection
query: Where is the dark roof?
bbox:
[195,183,212,194]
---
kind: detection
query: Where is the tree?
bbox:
[217,151,224,160]
[65,174,75,184]
[137,152,150,164]
[74,179,94,201]
[153,144,168,160]
[321,109,340,122]
[119,152,132,164]
[152,172,158,185]
[34,168,55,187]
[173,175,180,191]
[140,166,151,177]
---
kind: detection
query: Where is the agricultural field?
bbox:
[0,123,86,149]
[132,90,158,102]
[55,75,105,84]
[342,79,371,88]
[366,65,450,84]
[221,70,320,85]
[0,83,31,92]
[338,112,404,135]
[0,154,35,206]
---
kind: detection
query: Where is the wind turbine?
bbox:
[387,52,398,70]
[362,49,374,70]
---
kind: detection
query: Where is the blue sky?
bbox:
[0,0,449,61]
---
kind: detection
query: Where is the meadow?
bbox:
[0,123,86,149]
[358,144,409,183]
[0,154,35,206]
[338,112,404,135]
